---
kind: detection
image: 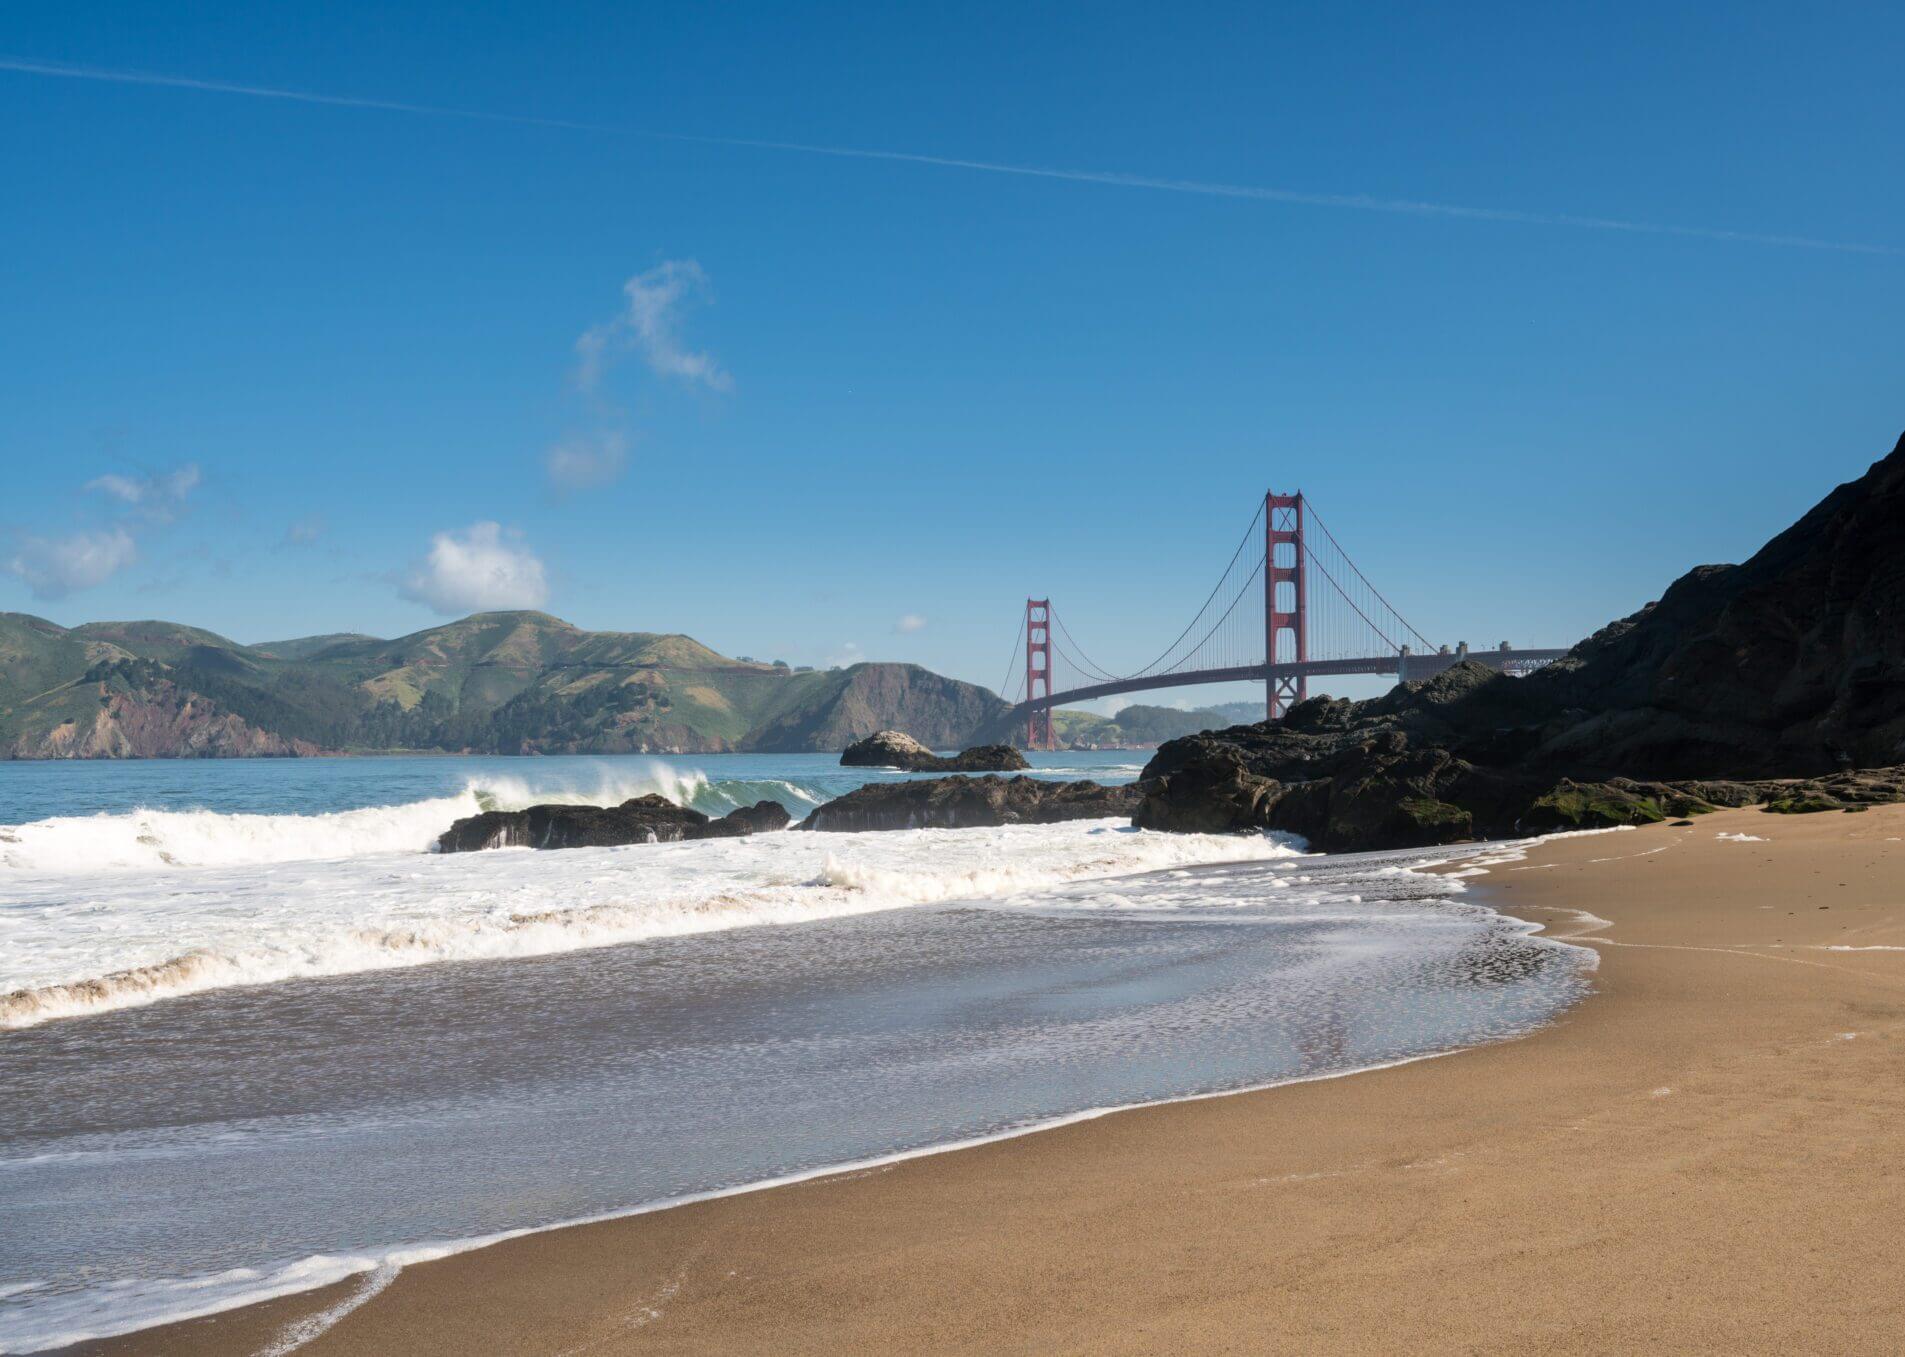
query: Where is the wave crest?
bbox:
[0,763,832,873]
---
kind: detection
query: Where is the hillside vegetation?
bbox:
[1052,702,1236,748]
[0,610,1012,758]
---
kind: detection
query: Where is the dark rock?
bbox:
[706,799,796,836]
[1526,431,1905,777]
[1133,432,1905,852]
[802,776,1139,832]
[1130,744,1282,834]
[438,794,790,852]
[839,730,1030,772]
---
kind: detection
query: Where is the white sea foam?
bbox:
[0,794,480,872]
[0,820,1303,1028]
[0,762,838,874]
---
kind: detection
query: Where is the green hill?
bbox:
[253,633,384,661]
[1051,702,1236,748]
[0,610,1014,759]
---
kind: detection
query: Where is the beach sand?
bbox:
[77,806,1905,1355]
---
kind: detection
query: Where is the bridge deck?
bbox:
[1014,648,1570,715]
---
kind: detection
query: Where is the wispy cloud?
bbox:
[5,527,138,600]
[576,261,731,393]
[548,265,730,490]
[544,430,630,491]
[0,55,1896,256]
[84,462,200,522]
[398,521,549,615]
[895,613,926,633]
[2,461,201,599]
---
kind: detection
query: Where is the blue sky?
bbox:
[2,2,1900,707]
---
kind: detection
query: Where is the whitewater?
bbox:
[0,753,1283,1027]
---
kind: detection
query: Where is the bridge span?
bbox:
[1002,491,1572,748]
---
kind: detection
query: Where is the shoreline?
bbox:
[66,806,1905,1355]
[22,833,1538,1348]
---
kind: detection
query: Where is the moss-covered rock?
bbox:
[1761,795,1844,814]
[1525,781,1668,829]
[1396,796,1474,837]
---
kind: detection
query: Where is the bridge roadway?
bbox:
[1015,646,1573,715]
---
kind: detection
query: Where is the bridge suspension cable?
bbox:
[996,613,1029,705]
[1300,502,1434,653]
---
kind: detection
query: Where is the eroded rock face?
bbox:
[1135,432,1905,851]
[839,730,1030,772]
[1525,431,1905,777]
[801,776,1138,832]
[437,794,791,852]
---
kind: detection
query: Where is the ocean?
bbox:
[0,753,1592,1352]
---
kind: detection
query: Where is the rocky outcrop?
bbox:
[802,776,1140,833]
[1135,431,1905,851]
[1136,718,1905,851]
[839,730,1030,772]
[437,794,791,852]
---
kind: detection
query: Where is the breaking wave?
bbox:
[0,766,830,873]
[0,822,1304,1028]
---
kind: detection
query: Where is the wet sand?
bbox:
[77,806,1905,1356]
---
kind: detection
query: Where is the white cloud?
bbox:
[84,463,201,521]
[895,613,926,633]
[284,514,326,545]
[826,641,864,670]
[544,430,629,491]
[399,522,549,615]
[84,473,145,504]
[576,260,732,393]
[6,527,138,599]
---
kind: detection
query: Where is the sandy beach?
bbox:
[77,805,1905,1356]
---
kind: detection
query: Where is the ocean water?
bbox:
[0,754,1592,1352]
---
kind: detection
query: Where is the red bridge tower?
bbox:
[1023,598,1054,749]
[1265,491,1308,720]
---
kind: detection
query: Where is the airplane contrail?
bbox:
[2,54,1896,257]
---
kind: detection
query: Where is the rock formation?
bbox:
[839,730,1030,772]
[438,794,791,853]
[802,776,1139,832]
[1135,431,1905,851]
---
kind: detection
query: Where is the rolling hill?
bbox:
[0,610,1013,758]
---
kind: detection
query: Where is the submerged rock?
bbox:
[437,794,791,852]
[802,775,1138,832]
[839,730,1029,772]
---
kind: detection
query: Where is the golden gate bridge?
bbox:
[1001,491,1569,748]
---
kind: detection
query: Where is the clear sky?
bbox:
[3,2,1900,707]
